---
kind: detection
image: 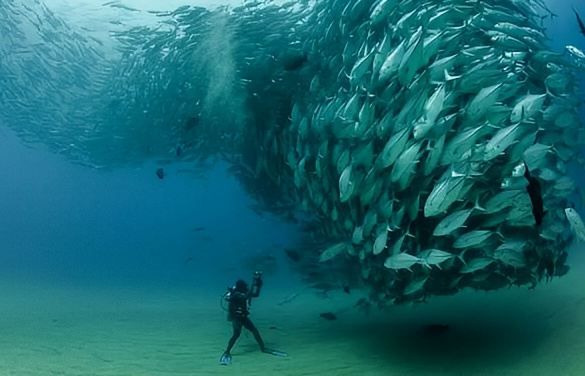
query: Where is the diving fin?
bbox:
[219,352,232,365]
[263,348,288,357]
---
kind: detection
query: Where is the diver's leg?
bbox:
[226,320,243,354]
[220,320,242,365]
[242,317,265,351]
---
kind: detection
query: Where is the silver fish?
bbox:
[460,258,494,274]
[453,230,493,249]
[419,249,455,267]
[565,208,585,242]
[424,174,466,217]
[384,253,421,271]
[433,209,473,236]
[319,242,349,262]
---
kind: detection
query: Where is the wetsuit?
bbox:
[224,281,265,354]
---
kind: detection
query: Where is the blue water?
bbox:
[0,126,298,289]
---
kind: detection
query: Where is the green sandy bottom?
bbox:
[1,254,584,375]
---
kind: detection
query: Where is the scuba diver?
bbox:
[219,271,286,365]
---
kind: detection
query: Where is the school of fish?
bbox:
[246,0,585,304]
[1,0,584,304]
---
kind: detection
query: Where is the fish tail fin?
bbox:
[457,255,466,265]
[473,198,486,213]
[544,82,564,100]
[451,169,466,178]
[443,68,461,81]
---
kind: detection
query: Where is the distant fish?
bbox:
[192,226,206,232]
[284,248,302,262]
[282,52,308,71]
[523,162,544,226]
[156,167,165,180]
[567,45,585,60]
[184,256,193,265]
[342,285,351,294]
[573,7,585,37]
[103,1,140,12]
[277,291,301,306]
[319,312,337,321]
[176,144,183,157]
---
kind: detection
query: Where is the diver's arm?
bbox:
[249,276,263,298]
[250,284,261,298]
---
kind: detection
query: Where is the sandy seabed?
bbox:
[1,252,584,376]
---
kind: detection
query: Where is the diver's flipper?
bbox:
[263,348,288,357]
[219,352,232,365]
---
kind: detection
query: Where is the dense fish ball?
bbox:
[254,0,584,304]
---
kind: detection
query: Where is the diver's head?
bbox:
[235,279,248,292]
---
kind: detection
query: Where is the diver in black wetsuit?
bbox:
[220,272,266,365]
